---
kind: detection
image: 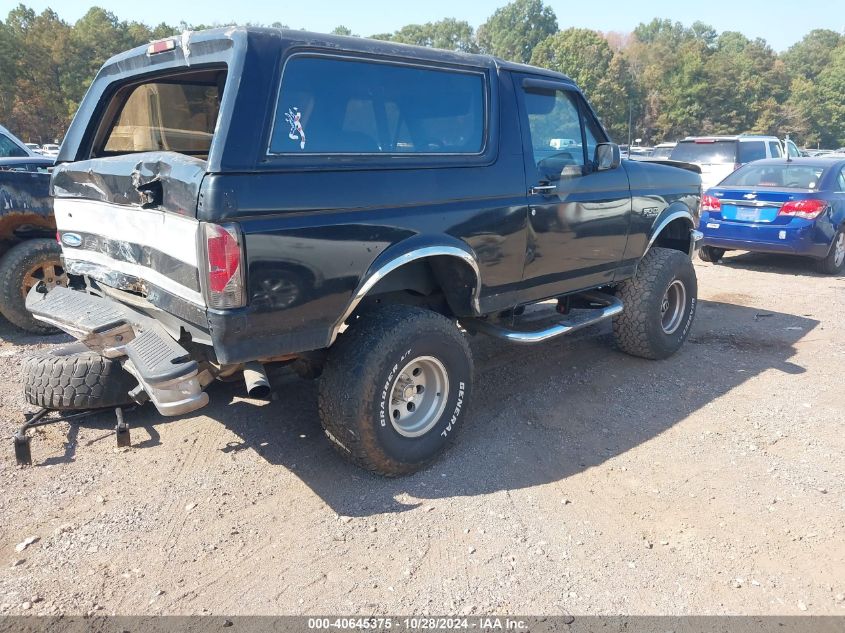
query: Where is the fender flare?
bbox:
[645,204,698,256]
[329,237,482,345]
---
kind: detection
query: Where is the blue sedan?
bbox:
[698,158,845,274]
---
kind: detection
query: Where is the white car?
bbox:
[650,142,676,159]
[669,135,786,190]
[40,143,61,158]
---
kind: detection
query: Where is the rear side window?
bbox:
[768,141,782,158]
[738,141,766,163]
[97,69,225,157]
[269,56,486,154]
[670,140,737,164]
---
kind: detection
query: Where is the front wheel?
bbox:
[613,247,697,360]
[318,305,473,476]
[816,230,845,275]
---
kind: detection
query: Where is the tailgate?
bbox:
[52,153,207,307]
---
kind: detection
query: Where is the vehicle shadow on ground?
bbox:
[0,315,72,345]
[192,299,817,517]
[715,252,837,277]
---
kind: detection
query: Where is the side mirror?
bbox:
[594,143,621,171]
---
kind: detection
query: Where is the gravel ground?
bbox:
[0,253,843,616]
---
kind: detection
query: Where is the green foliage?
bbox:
[1,4,843,149]
[530,29,636,141]
[370,18,476,52]
[476,0,557,63]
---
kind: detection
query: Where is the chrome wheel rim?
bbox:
[388,356,449,438]
[834,233,845,268]
[660,279,686,335]
[21,259,67,299]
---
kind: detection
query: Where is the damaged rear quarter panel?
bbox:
[51,152,207,218]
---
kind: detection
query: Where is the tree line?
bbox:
[2,0,843,147]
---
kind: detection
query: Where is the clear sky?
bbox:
[3,0,842,51]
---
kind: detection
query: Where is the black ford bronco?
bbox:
[23,28,702,475]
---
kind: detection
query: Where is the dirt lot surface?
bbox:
[0,253,843,616]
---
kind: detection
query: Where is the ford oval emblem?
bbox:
[61,232,82,248]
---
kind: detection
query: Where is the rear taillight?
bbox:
[701,194,722,212]
[202,223,245,309]
[778,199,827,220]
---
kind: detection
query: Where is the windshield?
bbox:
[651,146,674,159]
[670,140,737,164]
[0,133,28,157]
[720,164,826,190]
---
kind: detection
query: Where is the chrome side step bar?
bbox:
[464,291,623,344]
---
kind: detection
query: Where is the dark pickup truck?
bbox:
[24,27,702,475]
[0,162,65,332]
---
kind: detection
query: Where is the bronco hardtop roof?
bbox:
[60,26,576,167]
[100,26,576,84]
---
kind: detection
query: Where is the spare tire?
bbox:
[23,343,137,410]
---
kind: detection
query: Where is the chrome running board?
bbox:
[464,291,623,344]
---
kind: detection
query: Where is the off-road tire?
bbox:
[815,230,845,275]
[0,239,66,333]
[318,305,473,476]
[23,343,137,410]
[698,245,725,264]
[613,247,697,360]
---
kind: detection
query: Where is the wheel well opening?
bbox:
[652,217,693,254]
[355,255,479,319]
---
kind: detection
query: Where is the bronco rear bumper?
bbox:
[26,286,209,416]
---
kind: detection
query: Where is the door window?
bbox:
[837,168,845,192]
[523,87,586,181]
[580,106,604,165]
[768,141,782,158]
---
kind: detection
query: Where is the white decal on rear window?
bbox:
[285,107,306,149]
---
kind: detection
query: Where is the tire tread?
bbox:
[23,344,137,410]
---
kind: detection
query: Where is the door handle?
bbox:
[530,184,557,195]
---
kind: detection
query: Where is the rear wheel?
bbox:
[698,245,725,263]
[613,247,697,360]
[0,239,67,333]
[816,230,845,275]
[318,305,473,476]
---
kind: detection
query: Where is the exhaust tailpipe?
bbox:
[243,362,271,398]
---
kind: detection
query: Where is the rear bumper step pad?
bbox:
[26,286,208,415]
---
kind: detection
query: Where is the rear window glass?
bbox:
[738,141,766,163]
[269,56,486,154]
[670,140,737,164]
[100,72,224,156]
[721,164,826,189]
